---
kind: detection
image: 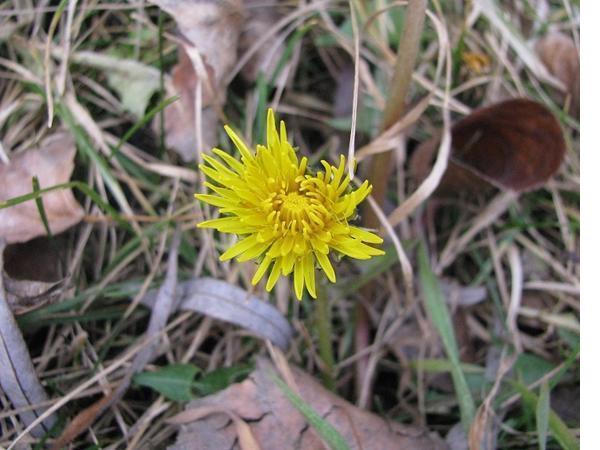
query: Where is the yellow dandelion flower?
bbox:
[196,109,384,300]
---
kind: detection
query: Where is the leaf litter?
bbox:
[0,132,84,244]
[0,1,579,449]
[168,358,449,450]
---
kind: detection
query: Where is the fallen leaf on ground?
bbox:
[238,0,284,83]
[3,236,66,314]
[0,240,57,438]
[151,0,244,161]
[157,47,219,161]
[0,132,84,244]
[535,33,579,116]
[141,277,293,350]
[168,358,448,450]
[410,98,566,194]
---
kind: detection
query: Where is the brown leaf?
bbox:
[0,240,57,437]
[3,236,67,314]
[238,1,284,83]
[50,392,117,450]
[0,132,84,243]
[157,47,219,161]
[169,358,448,450]
[151,0,243,161]
[410,99,566,194]
[535,33,580,116]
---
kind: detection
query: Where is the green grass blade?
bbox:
[0,180,126,228]
[31,176,53,238]
[271,373,351,450]
[537,381,550,450]
[417,242,476,431]
[516,382,580,450]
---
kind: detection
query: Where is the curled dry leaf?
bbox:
[3,236,67,314]
[0,240,57,438]
[0,132,84,244]
[169,358,448,450]
[141,278,293,350]
[151,0,244,161]
[535,33,580,116]
[410,98,566,195]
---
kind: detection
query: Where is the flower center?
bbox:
[279,192,310,222]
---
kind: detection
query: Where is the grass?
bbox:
[0,1,579,449]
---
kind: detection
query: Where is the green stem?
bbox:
[315,272,335,391]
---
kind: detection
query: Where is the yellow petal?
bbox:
[220,235,257,261]
[252,256,272,285]
[266,108,280,151]
[224,125,254,161]
[303,253,316,298]
[293,258,304,300]
[266,258,283,291]
[237,241,271,262]
[349,226,384,244]
[315,251,336,283]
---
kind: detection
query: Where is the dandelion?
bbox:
[196,109,384,300]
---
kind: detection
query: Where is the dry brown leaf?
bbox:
[0,239,57,438]
[410,98,566,195]
[168,358,448,450]
[535,33,579,116]
[157,47,219,161]
[238,0,283,83]
[151,0,243,161]
[50,392,117,450]
[0,132,84,243]
[2,236,66,314]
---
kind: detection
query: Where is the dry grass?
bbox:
[0,1,579,449]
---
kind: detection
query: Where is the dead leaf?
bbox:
[535,33,579,116]
[0,239,57,438]
[0,132,84,244]
[410,98,566,195]
[238,1,284,83]
[50,392,117,450]
[157,47,219,161]
[3,236,66,314]
[169,358,448,450]
[151,0,243,161]
[141,277,293,350]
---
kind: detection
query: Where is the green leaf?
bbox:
[515,353,555,386]
[271,373,351,450]
[134,363,200,402]
[195,365,253,396]
[537,382,550,450]
[417,242,476,431]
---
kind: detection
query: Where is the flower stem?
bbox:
[315,272,335,391]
